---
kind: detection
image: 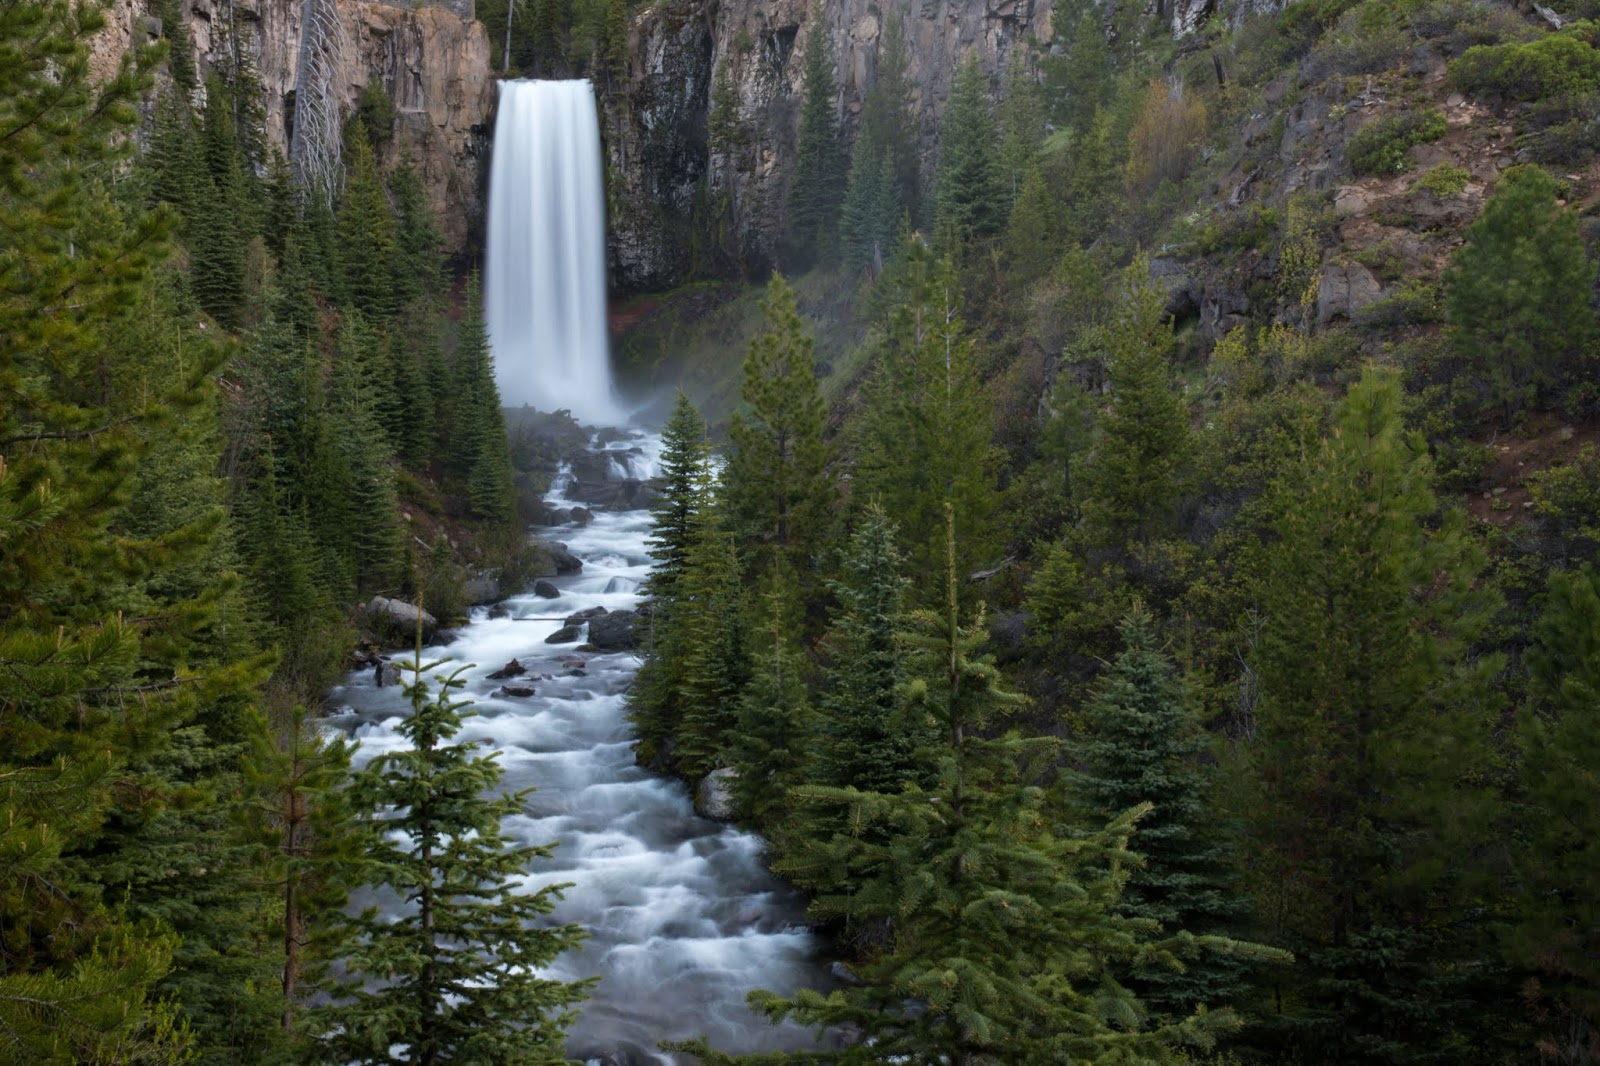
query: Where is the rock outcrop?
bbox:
[97,0,492,253]
[607,0,1052,290]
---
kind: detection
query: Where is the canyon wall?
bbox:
[606,0,1053,292]
[98,0,493,252]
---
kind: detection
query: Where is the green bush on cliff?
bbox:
[1346,108,1449,176]
[1452,32,1600,100]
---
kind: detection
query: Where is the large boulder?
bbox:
[588,610,638,651]
[367,596,437,644]
[564,606,609,626]
[531,578,561,599]
[545,624,581,644]
[547,542,584,575]
[464,574,501,606]
[695,767,739,821]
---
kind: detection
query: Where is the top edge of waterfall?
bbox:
[485,79,629,429]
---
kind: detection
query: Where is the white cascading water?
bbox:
[486,80,624,425]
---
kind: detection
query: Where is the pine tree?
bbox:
[712,512,1269,1064]
[933,53,1003,248]
[326,313,405,588]
[1004,160,1057,281]
[1243,365,1505,1062]
[673,469,752,779]
[998,47,1046,203]
[316,661,592,1063]
[189,76,249,327]
[1074,607,1253,1019]
[785,20,845,269]
[852,239,997,593]
[243,703,361,1043]
[840,137,901,277]
[642,391,708,610]
[728,580,816,830]
[1513,566,1600,1060]
[860,11,920,219]
[1445,164,1595,423]
[388,153,443,311]
[724,273,833,595]
[0,3,251,1055]
[809,503,929,795]
[335,122,399,318]
[1079,257,1190,544]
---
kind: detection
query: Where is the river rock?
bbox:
[487,658,527,680]
[547,541,584,575]
[373,660,404,687]
[588,610,638,651]
[545,624,581,644]
[570,505,594,526]
[464,574,501,605]
[531,578,561,599]
[564,605,609,626]
[366,596,437,644]
[493,683,536,698]
[695,767,739,821]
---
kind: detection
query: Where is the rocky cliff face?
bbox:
[607,0,1053,292]
[98,0,492,253]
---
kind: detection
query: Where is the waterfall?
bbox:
[486,80,623,426]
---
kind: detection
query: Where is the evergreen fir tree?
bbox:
[1079,257,1190,544]
[1445,164,1595,423]
[388,153,443,311]
[933,54,1003,248]
[316,661,592,1063]
[998,46,1046,203]
[785,20,846,269]
[0,4,256,1054]
[713,512,1270,1064]
[335,122,399,318]
[672,467,752,779]
[189,76,249,327]
[840,138,901,277]
[631,400,713,764]
[852,239,997,594]
[859,11,920,219]
[326,313,405,587]
[724,273,833,599]
[1074,607,1253,1019]
[728,579,816,830]
[244,703,360,1040]
[809,502,928,795]
[1244,365,1505,1062]
[1513,566,1600,1060]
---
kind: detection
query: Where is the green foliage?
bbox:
[1513,567,1600,1059]
[316,661,591,1062]
[933,54,1003,247]
[1452,32,1600,100]
[724,273,833,597]
[1073,609,1256,1020]
[334,123,398,319]
[859,12,920,218]
[1445,164,1596,423]
[1346,108,1449,176]
[785,21,845,268]
[852,239,998,593]
[839,137,902,277]
[807,503,931,797]
[1242,366,1505,1061]
[1413,163,1471,196]
[727,583,816,829]
[1079,258,1191,543]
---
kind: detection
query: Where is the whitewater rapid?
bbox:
[327,432,830,1065]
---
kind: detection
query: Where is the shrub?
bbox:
[1451,33,1600,100]
[1414,163,1472,196]
[1408,0,1539,55]
[1125,79,1209,196]
[1347,108,1450,176]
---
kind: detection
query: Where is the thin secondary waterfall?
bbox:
[486,80,623,425]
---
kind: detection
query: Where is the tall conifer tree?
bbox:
[785,21,846,269]
[316,662,591,1063]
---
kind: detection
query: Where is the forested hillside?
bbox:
[615,0,1600,1061]
[0,1,569,1059]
